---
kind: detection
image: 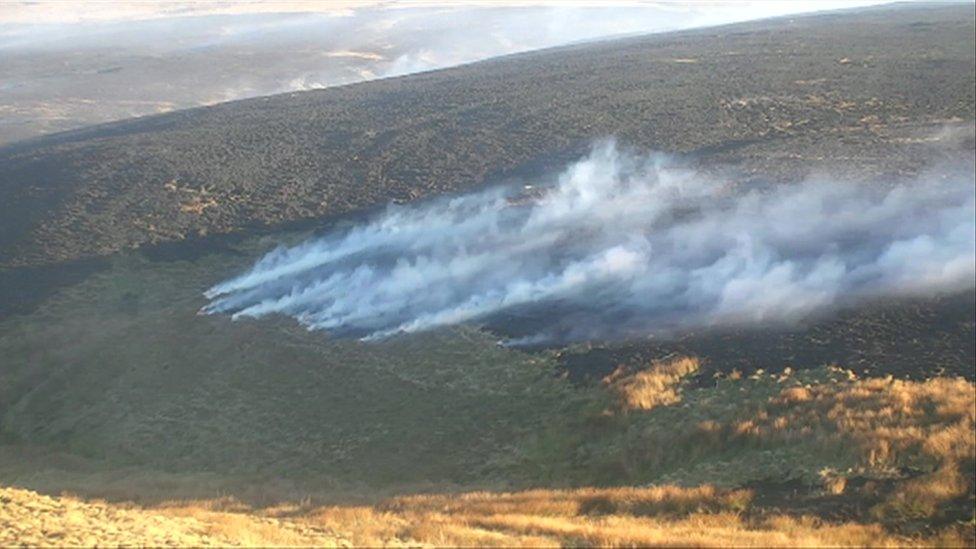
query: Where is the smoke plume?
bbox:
[203,140,976,344]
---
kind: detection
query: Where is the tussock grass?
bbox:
[610,355,700,411]
[520,363,975,540]
[4,365,972,546]
[207,485,965,547]
[6,481,966,547]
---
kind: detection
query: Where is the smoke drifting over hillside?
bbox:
[0,2,889,145]
[204,141,976,344]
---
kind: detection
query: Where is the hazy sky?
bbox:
[1,1,897,25]
[0,0,931,145]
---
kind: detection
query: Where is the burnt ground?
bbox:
[742,473,976,535]
[0,3,971,423]
[0,3,973,271]
[552,290,976,384]
[1,3,973,388]
[0,7,973,544]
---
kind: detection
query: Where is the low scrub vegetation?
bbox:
[3,357,972,546]
[520,361,975,539]
[0,239,972,545]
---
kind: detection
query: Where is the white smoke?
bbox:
[203,140,976,344]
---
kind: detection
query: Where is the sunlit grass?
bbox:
[3,366,972,546]
[609,355,700,411]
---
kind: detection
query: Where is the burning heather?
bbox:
[203,140,975,344]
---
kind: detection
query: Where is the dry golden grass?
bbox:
[763,372,974,463]
[0,486,351,547]
[730,370,975,522]
[610,355,700,411]
[297,485,966,547]
[3,368,973,547]
[0,486,244,547]
[161,506,349,547]
[735,371,975,465]
[606,365,974,519]
[7,481,967,547]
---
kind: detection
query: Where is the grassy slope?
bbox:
[1,361,972,546]
[0,243,579,487]
[0,486,350,547]
[0,5,973,545]
[0,239,972,544]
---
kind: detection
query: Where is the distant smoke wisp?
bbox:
[203,140,976,344]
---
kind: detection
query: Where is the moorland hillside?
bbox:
[0,3,972,269]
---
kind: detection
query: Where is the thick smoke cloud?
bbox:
[203,140,976,344]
